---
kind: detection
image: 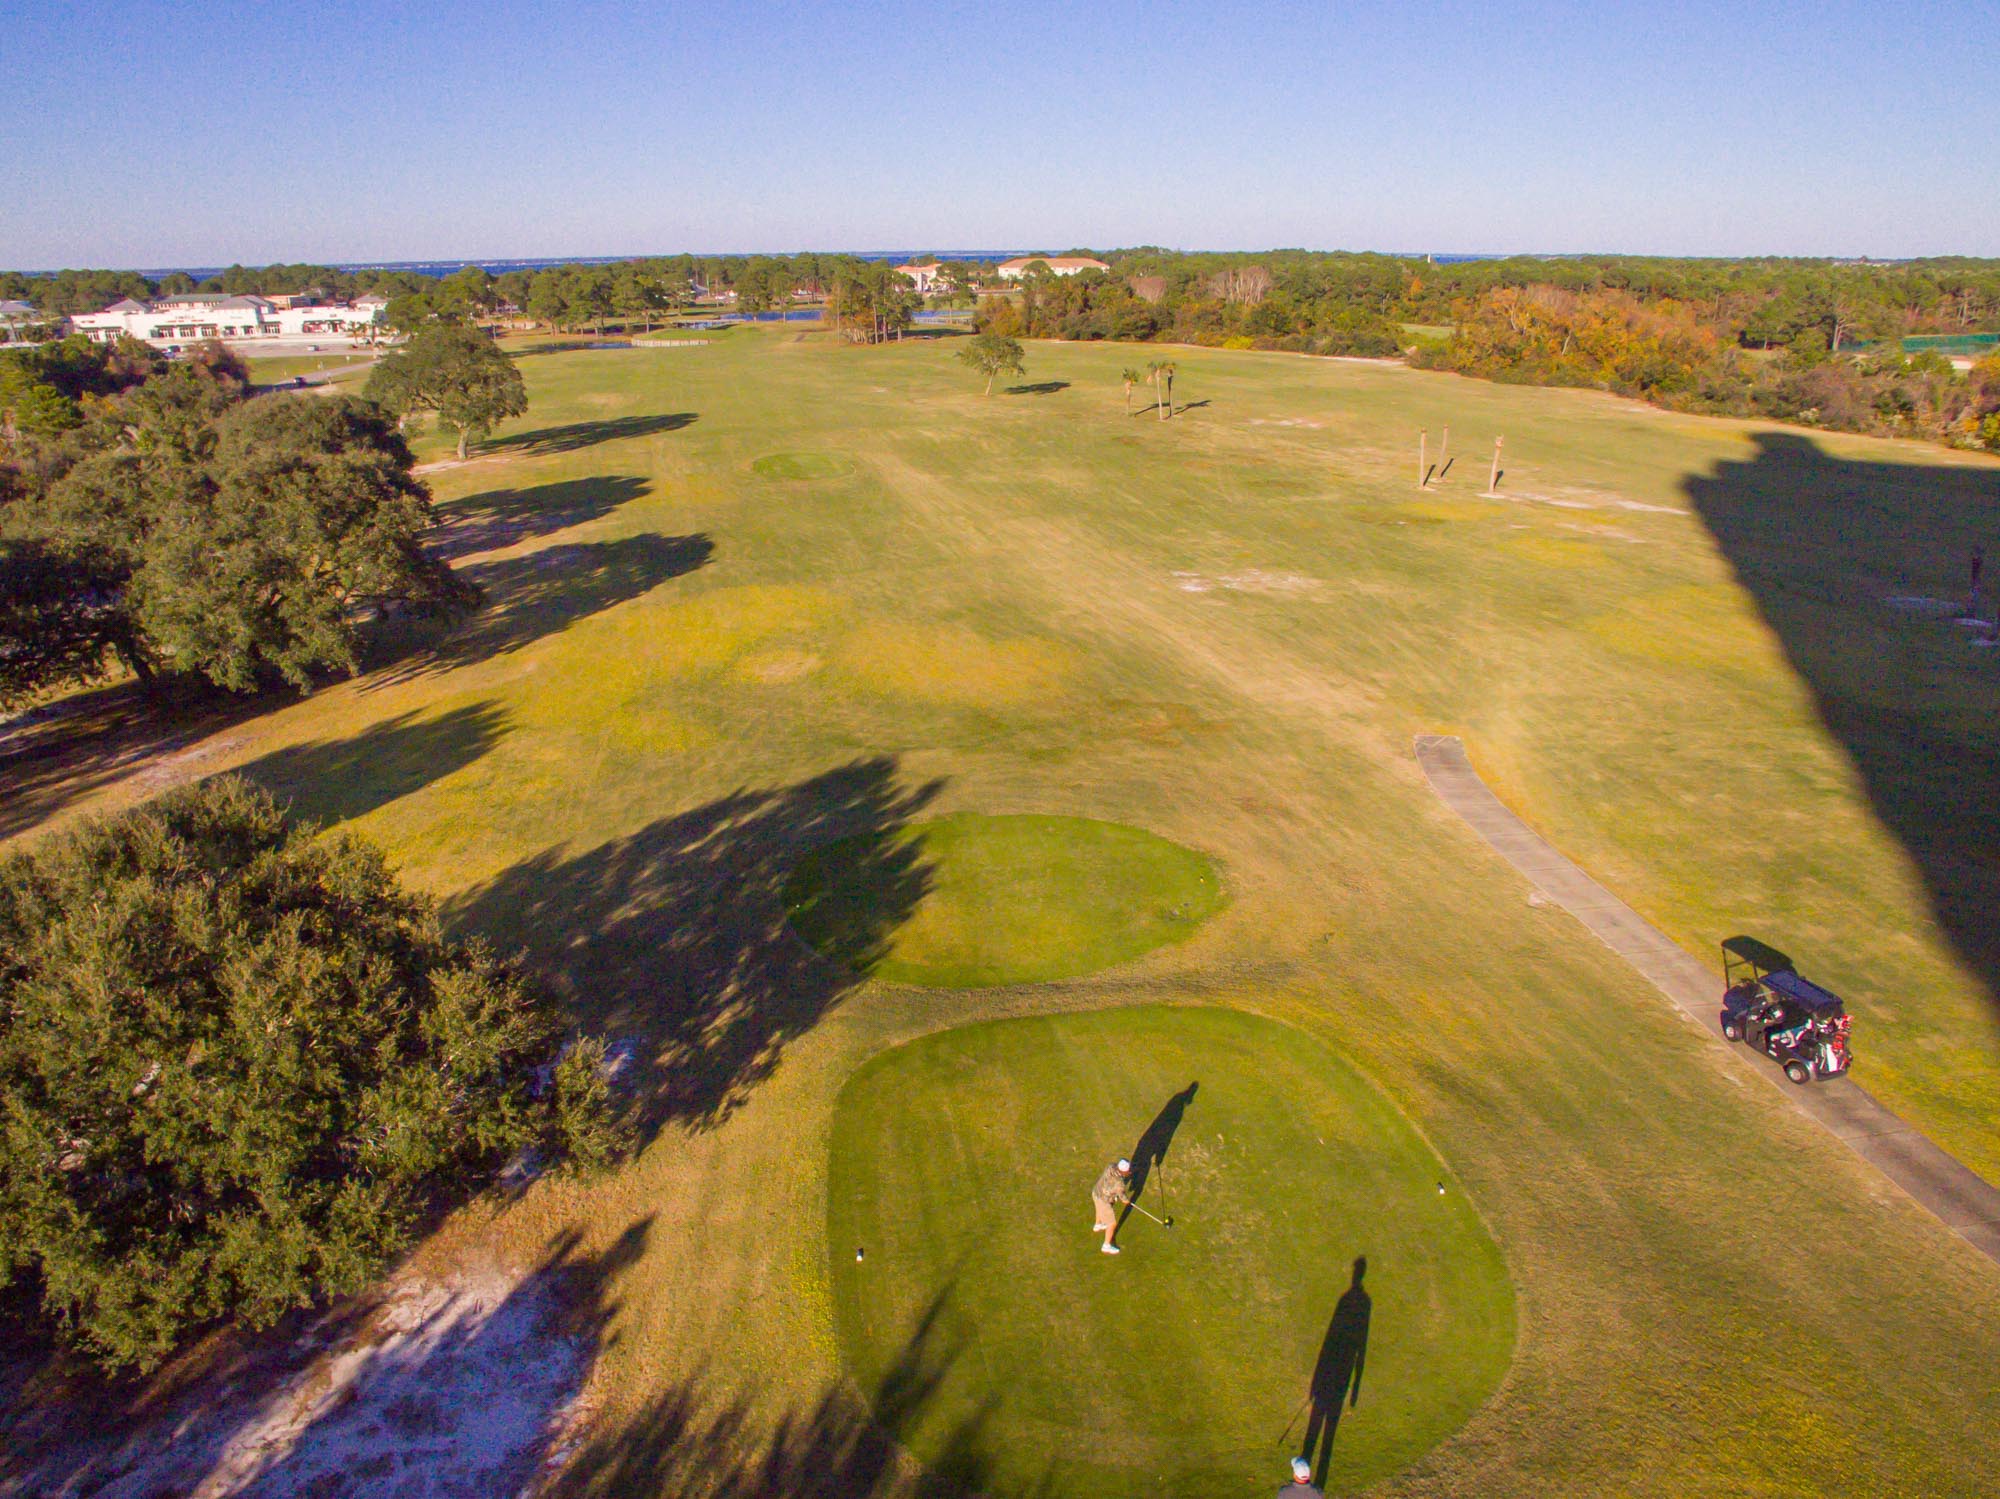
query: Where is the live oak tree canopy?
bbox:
[0,777,623,1371]
[363,322,529,459]
[1,380,472,702]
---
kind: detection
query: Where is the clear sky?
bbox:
[4,0,1996,268]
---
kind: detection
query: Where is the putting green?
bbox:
[752,450,852,480]
[783,813,1225,988]
[827,1006,1514,1498]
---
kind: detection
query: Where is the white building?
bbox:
[0,298,38,344]
[70,292,389,347]
[995,255,1109,281]
[894,262,946,294]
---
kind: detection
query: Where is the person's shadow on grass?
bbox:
[1302,1255,1371,1485]
[1124,1081,1198,1216]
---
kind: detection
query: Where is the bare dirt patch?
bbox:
[1172,568,1321,595]
[19,1270,590,1499]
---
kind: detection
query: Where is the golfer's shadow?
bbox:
[1122,1081,1198,1225]
[1300,1256,1372,1485]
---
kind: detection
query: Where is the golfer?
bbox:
[1092,1158,1133,1254]
[1276,1456,1324,1497]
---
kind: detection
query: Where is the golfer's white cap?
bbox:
[1117,1158,1131,1172]
[1292,1457,1313,1482]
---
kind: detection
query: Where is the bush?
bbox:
[0,777,619,1370]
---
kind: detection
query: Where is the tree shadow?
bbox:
[487,412,698,456]
[555,1287,1019,1498]
[428,475,650,562]
[365,532,713,689]
[1004,381,1070,396]
[228,701,510,825]
[1684,432,2000,1025]
[446,756,943,1132]
[1300,1256,1371,1486]
[1125,1081,1199,1204]
[0,679,291,841]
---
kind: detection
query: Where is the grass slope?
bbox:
[8,328,2000,1496]
[784,813,1226,987]
[827,1006,1512,1498]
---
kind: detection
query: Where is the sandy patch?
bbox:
[133,735,248,791]
[1172,569,1321,595]
[1246,417,1324,429]
[37,1270,590,1499]
[736,650,823,684]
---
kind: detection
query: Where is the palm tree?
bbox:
[1120,366,1142,412]
[1151,359,1177,420]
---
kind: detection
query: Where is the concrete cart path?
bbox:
[1415,733,2000,1267]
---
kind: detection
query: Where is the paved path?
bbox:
[1414,733,2000,1267]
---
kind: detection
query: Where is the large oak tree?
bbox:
[0,777,621,1371]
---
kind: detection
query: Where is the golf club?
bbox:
[1278,1389,1312,1445]
[1124,1199,1174,1228]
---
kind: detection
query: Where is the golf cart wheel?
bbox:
[1784,1060,1812,1085]
[1722,1020,1742,1042]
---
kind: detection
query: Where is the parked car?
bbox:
[1718,936,1852,1084]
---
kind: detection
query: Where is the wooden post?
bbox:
[1439,425,1450,467]
[1487,436,1504,494]
[1419,428,1428,487]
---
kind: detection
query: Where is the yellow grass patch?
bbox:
[831,620,1076,708]
[1504,534,1606,568]
[1583,582,1785,676]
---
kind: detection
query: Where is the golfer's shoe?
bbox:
[1100,1242,1120,1254]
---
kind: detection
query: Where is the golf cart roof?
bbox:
[1759,969,1846,1015]
[1722,935,1796,974]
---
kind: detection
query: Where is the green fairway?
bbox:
[827,1006,1512,1498]
[752,450,854,480]
[783,813,1225,987]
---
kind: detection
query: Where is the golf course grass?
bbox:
[783,813,1226,986]
[752,450,854,481]
[8,326,2000,1496]
[827,1006,1512,1498]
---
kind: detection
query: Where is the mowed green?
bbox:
[827,1006,1512,1498]
[784,813,1226,987]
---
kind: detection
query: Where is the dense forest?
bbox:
[7,251,1999,447]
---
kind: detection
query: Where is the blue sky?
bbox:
[3,0,1996,267]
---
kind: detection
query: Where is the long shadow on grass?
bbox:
[428,475,650,562]
[1298,1255,1371,1487]
[448,756,942,1132]
[1,1219,652,1496]
[0,680,294,841]
[365,532,713,689]
[555,1288,1014,1499]
[229,701,510,826]
[487,412,697,456]
[1684,433,2000,1030]
[1124,1081,1198,1208]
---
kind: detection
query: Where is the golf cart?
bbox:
[1719,936,1852,1084]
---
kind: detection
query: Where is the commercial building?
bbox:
[894,262,946,294]
[70,292,389,347]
